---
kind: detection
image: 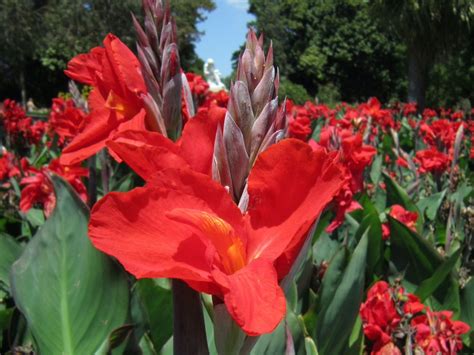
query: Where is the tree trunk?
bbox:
[407,47,428,112]
[20,70,27,109]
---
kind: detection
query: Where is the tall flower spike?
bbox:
[133,0,183,140]
[214,29,287,202]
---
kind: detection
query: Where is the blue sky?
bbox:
[195,0,254,76]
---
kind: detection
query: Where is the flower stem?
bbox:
[172,279,209,355]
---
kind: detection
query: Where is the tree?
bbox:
[370,0,474,110]
[0,0,43,105]
[246,0,405,103]
[0,0,215,105]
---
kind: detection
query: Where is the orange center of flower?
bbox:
[105,90,135,119]
[167,209,247,274]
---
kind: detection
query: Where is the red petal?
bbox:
[89,186,214,284]
[246,139,345,277]
[212,258,286,335]
[60,108,117,165]
[65,47,105,85]
[148,168,244,232]
[179,111,222,175]
[101,34,146,103]
[107,130,188,180]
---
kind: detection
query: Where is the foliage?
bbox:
[0,0,215,105]
[247,0,406,102]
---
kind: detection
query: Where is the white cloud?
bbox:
[225,0,249,11]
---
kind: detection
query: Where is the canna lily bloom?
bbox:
[89,139,345,335]
[61,34,148,165]
[106,107,225,180]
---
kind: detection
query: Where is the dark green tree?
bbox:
[370,0,474,110]
[0,0,215,104]
[246,0,405,103]
[0,0,43,105]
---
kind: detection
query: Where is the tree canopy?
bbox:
[0,0,215,105]
[246,0,473,107]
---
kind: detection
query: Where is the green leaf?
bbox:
[460,279,474,347]
[314,232,368,355]
[136,279,173,352]
[417,190,447,221]
[370,154,383,185]
[251,307,304,355]
[0,233,22,289]
[10,176,129,354]
[214,304,246,355]
[25,208,45,227]
[304,337,319,355]
[388,217,460,314]
[357,198,383,277]
[316,247,349,312]
[415,248,461,301]
[94,324,134,355]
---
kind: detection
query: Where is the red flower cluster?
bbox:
[1,99,45,146]
[47,97,87,146]
[287,100,333,141]
[360,281,469,354]
[185,72,209,98]
[0,150,20,182]
[415,148,451,175]
[311,126,376,231]
[20,158,88,217]
[382,204,418,240]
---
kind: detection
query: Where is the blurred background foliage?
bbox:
[0,0,472,109]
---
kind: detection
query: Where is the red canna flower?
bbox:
[61,34,148,165]
[360,281,401,353]
[185,72,209,98]
[0,150,20,181]
[48,97,87,146]
[382,204,418,240]
[20,158,88,217]
[415,148,450,175]
[412,310,470,354]
[89,139,345,335]
[288,114,312,141]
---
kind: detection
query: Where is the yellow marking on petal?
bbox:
[105,90,130,117]
[167,208,247,274]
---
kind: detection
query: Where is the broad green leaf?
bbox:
[460,279,474,347]
[10,176,129,354]
[314,232,368,355]
[388,217,460,314]
[214,304,246,355]
[251,307,304,355]
[417,190,447,221]
[316,247,349,312]
[369,154,383,185]
[415,248,461,301]
[0,233,22,289]
[94,324,134,355]
[357,198,383,277]
[25,208,45,227]
[304,337,319,355]
[136,279,173,351]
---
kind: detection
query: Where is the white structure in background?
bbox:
[204,58,226,92]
